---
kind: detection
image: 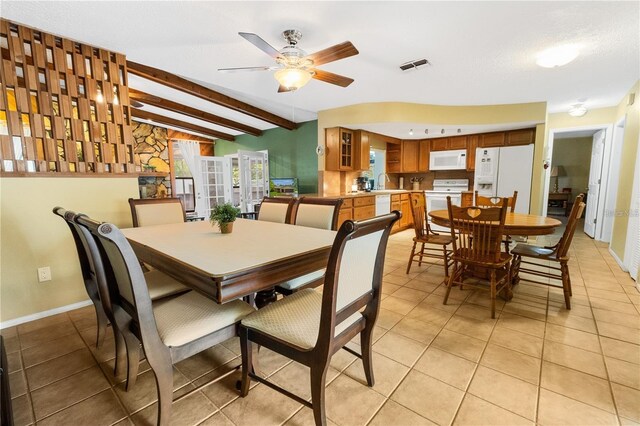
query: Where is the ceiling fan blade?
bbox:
[218,66,277,73]
[307,41,359,66]
[311,69,354,87]
[239,32,281,59]
[277,85,295,93]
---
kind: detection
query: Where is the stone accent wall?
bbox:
[132,121,171,197]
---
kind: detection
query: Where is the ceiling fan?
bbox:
[218,30,359,92]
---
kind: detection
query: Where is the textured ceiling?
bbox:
[3,1,639,138]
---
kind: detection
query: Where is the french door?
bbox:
[196,156,232,219]
[238,150,269,213]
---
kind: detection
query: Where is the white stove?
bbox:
[425,179,469,231]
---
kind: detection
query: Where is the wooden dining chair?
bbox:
[474,191,518,252]
[75,214,255,426]
[55,207,190,384]
[256,197,296,224]
[128,198,187,227]
[275,197,344,295]
[511,194,585,309]
[444,197,511,318]
[239,212,401,426]
[406,192,453,278]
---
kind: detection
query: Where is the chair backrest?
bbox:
[475,191,518,213]
[447,197,508,263]
[75,215,162,348]
[556,193,586,259]
[292,197,343,230]
[409,192,436,238]
[128,198,186,227]
[53,207,93,283]
[256,197,296,224]
[316,211,400,352]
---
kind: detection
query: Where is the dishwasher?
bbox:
[375,194,391,216]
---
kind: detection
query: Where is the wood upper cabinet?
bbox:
[325,127,354,171]
[354,130,370,171]
[430,138,449,151]
[401,140,419,172]
[449,136,468,150]
[386,141,402,173]
[467,135,478,171]
[479,132,506,148]
[506,128,535,146]
[419,139,430,172]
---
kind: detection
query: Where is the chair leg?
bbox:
[113,327,127,379]
[310,364,329,426]
[123,331,141,391]
[418,243,425,266]
[151,362,174,426]
[443,264,456,305]
[490,269,497,319]
[239,327,252,397]
[442,246,450,279]
[360,319,375,387]
[565,263,573,296]
[94,305,109,348]
[561,263,572,310]
[406,241,417,274]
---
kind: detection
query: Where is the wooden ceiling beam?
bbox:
[132,109,235,142]
[129,89,262,136]
[127,61,296,130]
[166,130,214,143]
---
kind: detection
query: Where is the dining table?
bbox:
[121,218,337,306]
[428,209,562,299]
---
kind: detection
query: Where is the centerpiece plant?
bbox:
[209,203,240,234]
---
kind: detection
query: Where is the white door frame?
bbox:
[543,123,614,241]
[601,117,626,242]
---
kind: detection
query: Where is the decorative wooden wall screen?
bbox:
[0,19,136,175]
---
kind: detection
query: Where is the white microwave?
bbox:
[429,149,467,170]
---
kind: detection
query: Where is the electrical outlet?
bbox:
[37,267,51,282]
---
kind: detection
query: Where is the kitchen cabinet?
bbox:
[337,198,353,229]
[419,140,430,171]
[325,127,354,171]
[400,193,413,229]
[479,132,506,148]
[354,131,370,171]
[386,142,402,173]
[449,136,468,150]
[506,128,535,146]
[430,138,449,151]
[401,140,419,172]
[467,135,478,171]
[391,194,402,232]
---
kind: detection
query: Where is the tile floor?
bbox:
[2,226,640,426]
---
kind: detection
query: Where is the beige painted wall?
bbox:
[551,137,593,202]
[317,101,547,196]
[1,177,139,322]
[610,81,640,270]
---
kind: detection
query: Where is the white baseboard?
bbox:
[609,247,628,271]
[0,299,92,330]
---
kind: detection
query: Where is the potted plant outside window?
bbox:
[209,203,240,234]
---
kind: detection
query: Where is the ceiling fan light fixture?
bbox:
[536,45,580,68]
[274,67,313,90]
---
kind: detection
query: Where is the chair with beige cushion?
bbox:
[256,197,296,224]
[511,194,585,309]
[75,214,255,426]
[55,208,189,387]
[128,198,186,227]
[239,212,400,426]
[275,197,343,295]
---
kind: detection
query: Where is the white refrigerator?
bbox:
[474,145,534,214]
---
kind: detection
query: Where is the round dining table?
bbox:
[428,210,562,237]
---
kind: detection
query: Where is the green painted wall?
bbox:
[214,120,318,194]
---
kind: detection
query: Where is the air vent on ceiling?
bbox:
[400,58,429,71]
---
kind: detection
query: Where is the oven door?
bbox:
[426,192,462,232]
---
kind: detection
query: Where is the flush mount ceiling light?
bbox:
[536,45,580,68]
[274,67,314,91]
[568,104,588,117]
